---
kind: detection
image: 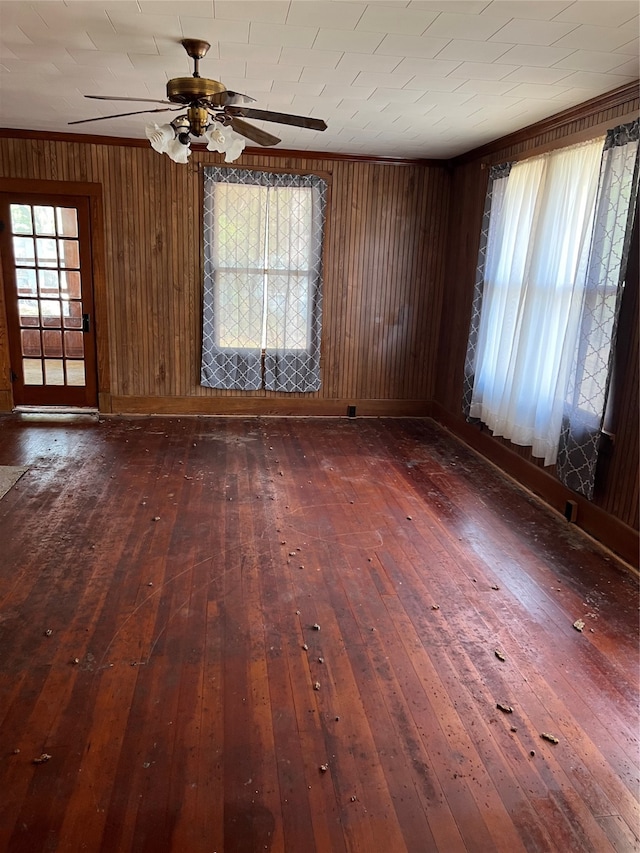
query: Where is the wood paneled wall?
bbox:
[434,90,640,537]
[0,139,450,415]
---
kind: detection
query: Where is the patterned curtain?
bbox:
[557,120,639,499]
[201,167,327,392]
[462,162,512,419]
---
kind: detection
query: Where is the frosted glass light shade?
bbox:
[204,124,246,163]
[145,123,174,154]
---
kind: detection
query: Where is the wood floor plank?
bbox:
[0,415,637,853]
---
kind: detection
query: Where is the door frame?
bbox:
[0,178,110,412]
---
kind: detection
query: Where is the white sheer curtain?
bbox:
[469,138,603,465]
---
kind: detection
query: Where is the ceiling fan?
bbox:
[69,38,328,162]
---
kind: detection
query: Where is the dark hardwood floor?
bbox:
[0,414,637,853]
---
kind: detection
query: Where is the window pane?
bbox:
[59,240,80,269]
[265,274,309,349]
[60,270,81,298]
[33,206,56,236]
[10,205,33,235]
[36,238,58,268]
[13,236,35,266]
[216,271,264,348]
[16,269,37,296]
[43,330,63,358]
[56,207,78,238]
[66,361,85,386]
[18,299,40,327]
[44,359,65,385]
[62,301,82,329]
[41,299,62,328]
[21,329,41,357]
[64,330,84,358]
[39,269,60,296]
[23,359,43,385]
[214,184,267,269]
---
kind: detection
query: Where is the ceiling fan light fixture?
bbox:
[204,123,246,163]
[145,122,175,154]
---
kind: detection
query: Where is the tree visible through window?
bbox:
[201,168,327,392]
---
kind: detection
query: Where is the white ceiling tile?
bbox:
[553,2,638,27]
[352,70,414,88]
[271,80,325,97]
[286,2,366,29]
[322,83,375,99]
[489,18,579,45]
[227,76,272,93]
[552,49,637,73]
[86,33,160,54]
[66,49,135,68]
[193,59,247,80]
[435,39,512,62]
[356,5,438,35]
[402,76,464,92]
[249,22,318,49]
[178,17,249,43]
[214,2,289,24]
[393,56,461,76]
[218,42,281,63]
[415,90,477,107]
[280,47,342,68]
[425,12,508,39]
[257,92,295,107]
[493,44,574,65]
[480,1,572,21]
[300,67,359,86]
[448,60,518,79]
[246,62,301,82]
[408,2,490,13]
[558,70,632,89]
[106,10,181,34]
[1,24,34,47]
[17,25,98,50]
[139,1,213,14]
[505,82,572,99]
[375,33,450,58]
[553,24,637,51]
[614,36,639,55]
[501,65,573,84]
[313,28,383,53]
[454,78,518,95]
[368,86,424,104]
[336,52,403,73]
[610,57,640,76]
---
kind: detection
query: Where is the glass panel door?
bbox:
[0,193,98,407]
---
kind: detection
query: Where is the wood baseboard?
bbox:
[432,402,639,569]
[109,395,434,418]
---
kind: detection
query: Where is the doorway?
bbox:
[0,193,98,408]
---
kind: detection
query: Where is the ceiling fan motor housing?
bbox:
[166,76,227,106]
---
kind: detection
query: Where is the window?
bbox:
[201,167,327,392]
[464,119,638,498]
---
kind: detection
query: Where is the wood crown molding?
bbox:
[452,80,639,167]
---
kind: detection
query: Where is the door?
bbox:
[0,193,98,407]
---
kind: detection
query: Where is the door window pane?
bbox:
[16,269,37,296]
[61,270,81,298]
[43,330,63,358]
[13,236,35,265]
[33,206,56,236]
[41,300,62,328]
[66,361,85,386]
[62,301,82,329]
[10,205,33,235]
[21,329,41,357]
[59,240,80,269]
[39,269,60,296]
[23,359,43,385]
[56,208,78,238]
[18,299,40,327]
[64,330,84,358]
[44,359,64,385]
[36,238,58,267]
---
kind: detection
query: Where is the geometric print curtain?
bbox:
[462,162,512,420]
[557,119,639,498]
[201,167,327,392]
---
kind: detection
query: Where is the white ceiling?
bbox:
[0,0,638,160]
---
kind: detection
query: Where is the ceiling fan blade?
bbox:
[227,106,327,131]
[229,118,280,147]
[222,90,256,106]
[85,95,173,104]
[68,106,182,125]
